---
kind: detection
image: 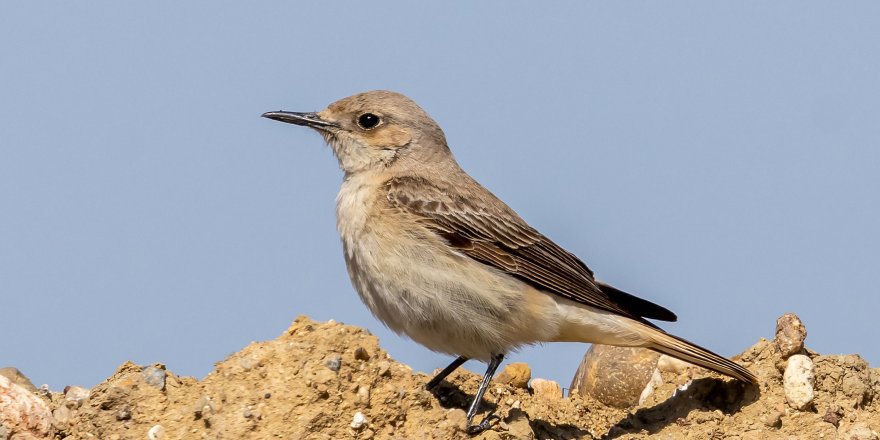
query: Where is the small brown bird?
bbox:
[263,91,756,434]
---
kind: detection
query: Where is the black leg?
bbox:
[465,353,504,435]
[426,356,468,390]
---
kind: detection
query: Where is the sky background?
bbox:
[1,2,878,390]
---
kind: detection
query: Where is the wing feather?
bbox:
[385,176,677,322]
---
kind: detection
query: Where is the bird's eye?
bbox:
[357,113,381,129]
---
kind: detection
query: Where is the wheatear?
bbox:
[263,91,756,434]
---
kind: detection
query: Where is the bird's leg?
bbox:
[426,356,468,390]
[465,353,504,435]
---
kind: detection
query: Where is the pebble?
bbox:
[775,313,807,358]
[377,361,391,377]
[760,410,783,428]
[784,354,815,410]
[142,365,167,390]
[350,411,367,430]
[505,408,535,439]
[840,423,879,440]
[115,405,132,421]
[325,355,342,372]
[530,378,563,400]
[493,362,531,389]
[353,347,371,361]
[147,424,165,440]
[0,375,53,438]
[569,345,659,408]
[356,384,371,406]
[64,386,91,409]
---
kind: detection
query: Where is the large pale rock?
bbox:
[530,378,562,400]
[569,344,660,408]
[493,362,531,389]
[774,313,807,358]
[0,375,53,439]
[784,354,815,410]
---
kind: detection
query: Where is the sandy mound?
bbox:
[3,315,879,439]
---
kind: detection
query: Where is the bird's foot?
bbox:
[466,411,499,435]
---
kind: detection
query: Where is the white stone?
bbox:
[783,354,815,410]
[638,368,663,405]
[147,424,165,440]
[350,411,367,430]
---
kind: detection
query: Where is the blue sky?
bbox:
[1,2,878,389]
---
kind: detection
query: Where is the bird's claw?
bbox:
[466,411,499,435]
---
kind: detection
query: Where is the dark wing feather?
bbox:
[385,176,677,323]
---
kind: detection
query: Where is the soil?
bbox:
[8,315,880,439]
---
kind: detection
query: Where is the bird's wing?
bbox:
[384,176,676,323]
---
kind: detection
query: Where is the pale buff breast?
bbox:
[335,173,561,360]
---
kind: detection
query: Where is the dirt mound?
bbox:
[5,315,879,439]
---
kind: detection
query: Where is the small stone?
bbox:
[505,408,535,439]
[760,410,783,428]
[774,313,807,359]
[445,408,468,432]
[530,378,563,400]
[377,361,391,377]
[657,355,691,374]
[822,406,842,427]
[325,355,342,372]
[147,424,165,440]
[53,405,72,426]
[784,354,815,410]
[350,411,367,430]
[193,396,214,421]
[493,363,531,389]
[115,405,132,421]
[142,365,167,390]
[840,423,879,440]
[64,386,91,408]
[356,384,371,406]
[353,347,371,361]
[569,345,660,408]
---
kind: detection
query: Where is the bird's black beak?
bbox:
[261,111,338,129]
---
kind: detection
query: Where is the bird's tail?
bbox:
[636,323,757,384]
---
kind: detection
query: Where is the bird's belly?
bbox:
[340,229,560,361]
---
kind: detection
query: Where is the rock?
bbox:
[356,384,371,406]
[784,354,815,410]
[0,375,53,439]
[353,347,371,361]
[115,405,132,421]
[0,368,37,392]
[638,368,663,405]
[493,363,531,389]
[774,313,807,358]
[63,386,91,409]
[569,345,660,408]
[530,378,562,400]
[839,422,879,440]
[350,411,367,430]
[657,355,692,375]
[142,365,166,390]
[325,355,342,372]
[822,405,843,427]
[760,410,783,428]
[504,408,535,439]
[147,424,165,440]
[377,361,391,377]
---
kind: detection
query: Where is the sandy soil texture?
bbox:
[3,315,878,439]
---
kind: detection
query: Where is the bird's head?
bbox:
[263,90,450,174]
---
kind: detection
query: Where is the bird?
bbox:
[262,90,757,434]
